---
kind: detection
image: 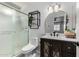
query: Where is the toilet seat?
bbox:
[21,37,39,54]
[22,43,37,53]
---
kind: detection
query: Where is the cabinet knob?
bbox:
[67,47,71,49]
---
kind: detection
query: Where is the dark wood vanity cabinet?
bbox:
[40,38,76,57]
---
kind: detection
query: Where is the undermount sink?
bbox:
[43,33,64,38]
[41,33,78,43]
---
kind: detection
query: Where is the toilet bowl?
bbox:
[21,37,39,56]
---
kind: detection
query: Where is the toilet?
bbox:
[21,37,39,57]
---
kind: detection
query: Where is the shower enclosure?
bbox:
[0,3,29,57]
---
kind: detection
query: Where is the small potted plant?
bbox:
[64,28,76,38]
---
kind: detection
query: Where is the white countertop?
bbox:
[41,34,79,43]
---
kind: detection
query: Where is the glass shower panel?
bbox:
[0,4,29,57]
[13,12,29,56]
[0,4,16,57]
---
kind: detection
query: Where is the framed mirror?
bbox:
[45,11,66,33]
[28,11,40,29]
[54,16,65,33]
[45,9,76,35]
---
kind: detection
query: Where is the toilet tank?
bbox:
[29,37,39,46]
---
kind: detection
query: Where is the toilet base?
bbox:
[24,53,37,57]
[23,47,39,57]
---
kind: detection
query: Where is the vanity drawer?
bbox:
[62,41,76,57]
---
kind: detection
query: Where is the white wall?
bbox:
[14,2,76,43]
[76,2,79,57]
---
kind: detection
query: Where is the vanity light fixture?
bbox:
[48,3,61,13]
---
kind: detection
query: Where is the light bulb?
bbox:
[48,6,53,13]
[54,4,61,12]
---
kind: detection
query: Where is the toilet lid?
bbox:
[22,43,35,51]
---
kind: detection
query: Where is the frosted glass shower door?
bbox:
[0,4,29,57]
[13,12,29,56]
[0,4,16,57]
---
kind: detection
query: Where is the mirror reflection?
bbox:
[45,9,76,38]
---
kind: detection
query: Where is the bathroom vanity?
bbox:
[40,35,79,57]
[43,6,78,57]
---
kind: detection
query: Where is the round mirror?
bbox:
[45,11,66,33]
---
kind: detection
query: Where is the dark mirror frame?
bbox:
[28,11,40,29]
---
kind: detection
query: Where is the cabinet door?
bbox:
[40,39,52,57]
[51,40,62,57]
[62,41,76,57]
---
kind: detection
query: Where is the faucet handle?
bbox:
[50,33,52,36]
[53,31,56,36]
